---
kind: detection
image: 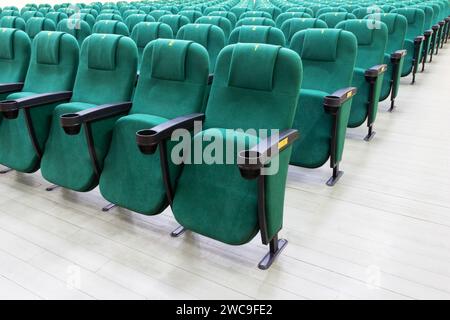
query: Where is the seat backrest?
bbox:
[125,14,155,32]
[123,9,145,20]
[365,13,407,54]
[160,5,179,14]
[177,23,225,71]
[336,19,388,69]
[290,29,357,93]
[229,25,286,46]
[204,43,302,132]
[45,12,68,25]
[148,10,171,21]
[22,31,79,93]
[80,8,98,18]
[286,6,314,16]
[391,8,425,40]
[230,7,250,19]
[0,10,21,19]
[275,12,312,28]
[96,13,123,22]
[280,18,328,45]
[207,11,237,27]
[195,16,232,39]
[0,16,26,31]
[414,5,434,30]
[240,11,272,19]
[256,6,282,19]
[92,20,129,36]
[0,28,31,83]
[57,19,91,46]
[25,17,56,39]
[131,39,208,118]
[178,10,203,23]
[317,12,357,27]
[70,34,137,105]
[158,14,190,35]
[352,7,384,19]
[21,11,44,22]
[138,5,157,14]
[38,7,54,15]
[131,21,173,62]
[316,6,348,17]
[236,17,276,27]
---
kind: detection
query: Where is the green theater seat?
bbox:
[158,14,190,35]
[25,17,56,40]
[40,34,137,192]
[122,9,145,20]
[0,32,79,173]
[285,7,314,16]
[177,24,225,71]
[230,6,250,19]
[280,18,328,46]
[317,12,357,27]
[236,17,276,27]
[257,6,282,19]
[229,25,286,46]
[45,12,68,25]
[125,14,155,32]
[240,11,273,19]
[131,22,173,68]
[96,13,123,22]
[336,19,388,140]
[80,8,98,18]
[0,16,26,31]
[136,43,301,269]
[195,16,232,40]
[57,19,91,46]
[21,11,44,22]
[275,12,313,28]
[92,20,129,36]
[0,10,21,20]
[207,11,237,28]
[316,6,348,17]
[148,10,171,21]
[76,13,96,29]
[289,29,357,186]
[99,39,209,214]
[178,10,203,23]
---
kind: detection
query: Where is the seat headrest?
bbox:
[0,28,16,59]
[301,29,341,61]
[133,22,170,48]
[87,33,122,70]
[35,31,64,64]
[151,39,192,81]
[339,20,374,45]
[228,43,281,91]
[237,25,271,43]
[180,24,212,47]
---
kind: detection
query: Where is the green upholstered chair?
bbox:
[57,19,91,46]
[207,11,237,28]
[25,17,56,40]
[0,28,31,103]
[74,13,96,29]
[275,12,313,28]
[229,25,286,46]
[45,12,68,25]
[391,8,425,83]
[203,6,228,16]
[148,10,171,21]
[340,5,362,13]
[280,18,328,46]
[0,32,79,174]
[178,10,203,23]
[92,20,129,36]
[158,14,190,35]
[38,8,54,16]
[256,6,282,19]
[131,22,173,68]
[236,17,276,27]
[413,4,434,70]
[289,29,357,186]
[317,12,357,27]
[122,9,145,20]
[125,14,155,32]
[136,43,302,269]
[285,6,314,16]
[177,24,225,71]
[21,11,44,22]
[195,16,232,40]
[336,19,388,140]
[160,5,179,14]
[96,13,123,22]
[0,10,21,20]
[40,34,137,192]
[137,5,156,14]
[230,6,250,19]
[80,8,98,18]
[352,7,382,19]
[316,6,348,17]
[366,13,407,111]
[0,16,26,31]
[240,11,273,19]
[99,39,209,214]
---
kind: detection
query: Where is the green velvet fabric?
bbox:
[172,44,302,245]
[40,35,137,191]
[0,32,78,173]
[195,16,232,40]
[317,12,357,27]
[124,14,155,32]
[99,39,208,214]
[235,17,276,27]
[57,19,91,46]
[177,24,226,71]
[228,25,286,46]
[0,16,26,31]
[280,18,328,45]
[275,12,312,28]
[158,14,189,35]
[290,29,356,168]
[92,20,129,36]
[25,17,56,39]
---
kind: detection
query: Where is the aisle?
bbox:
[0,46,448,300]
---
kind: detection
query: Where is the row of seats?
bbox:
[0,0,449,270]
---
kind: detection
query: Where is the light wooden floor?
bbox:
[0,46,449,300]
